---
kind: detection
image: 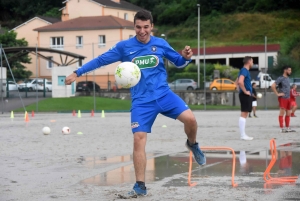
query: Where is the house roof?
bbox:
[36,16,61,24]
[190,44,280,55]
[11,16,61,31]
[34,15,134,32]
[90,0,143,11]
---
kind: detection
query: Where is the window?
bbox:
[58,76,66,86]
[98,35,106,48]
[182,80,191,83]
[50,37,64,49]
[216,80,222,83]
[47,56,53,69]
[224,80,233,84]
[124,13,128,20]
[76,36,83,48]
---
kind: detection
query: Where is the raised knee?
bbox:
[185,116,197,126]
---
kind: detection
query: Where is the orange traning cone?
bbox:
[31,111,35,117]
[25,112,30,122]
[91,110,94,117]
[72,110,76,116]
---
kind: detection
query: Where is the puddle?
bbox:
[80,142,300,189]
[78,152,161,169]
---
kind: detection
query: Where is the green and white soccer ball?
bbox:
[115,62,141,88]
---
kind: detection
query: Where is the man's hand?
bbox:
[182,46,193,60]
[65,73,77,85]
[277,93,285,97]
[245,91,251,96]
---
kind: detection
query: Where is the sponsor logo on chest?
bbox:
[132,55,159,69]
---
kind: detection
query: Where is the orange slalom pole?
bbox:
[188,151,197,187]
[188,146,238,187]
[263,139,298,184]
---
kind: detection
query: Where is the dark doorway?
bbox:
[229,57,258,69]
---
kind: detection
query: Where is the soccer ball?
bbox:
[42,126,51,135]
[257,93,262,99]
[62,127,71,134]
[115,62,141,88]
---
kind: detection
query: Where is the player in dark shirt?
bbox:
[249,83,258,118]
[271,66,294,133]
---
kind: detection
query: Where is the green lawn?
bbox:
[15,97,132,112]
[14,97,247,112]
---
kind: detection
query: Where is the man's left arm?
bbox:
[163,41,192,68]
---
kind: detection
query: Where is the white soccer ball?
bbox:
[42,126,51,135]
[257,93,262,99]
[62,127,71,134]
[115,62,141,88]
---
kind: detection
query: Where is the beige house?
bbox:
[13,0,143,89]
[11,16,61,77]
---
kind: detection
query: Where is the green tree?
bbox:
[272,32,300,77]
[43,7,61,18]
[0,29,32,79]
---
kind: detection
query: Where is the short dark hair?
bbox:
[282,65,291,72]
[243,56,252,64]
[252,82,256,87]
[134,10,153,24]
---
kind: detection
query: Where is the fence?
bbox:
[0,85,300,112]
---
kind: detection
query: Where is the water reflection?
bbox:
[80,143,300,189]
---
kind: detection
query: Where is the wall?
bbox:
[67,0,103,19]
[37,28,135,86]
[13,18,52,77]
[104,7,136,22]
[52,66,76,97]
[192,52,277,70]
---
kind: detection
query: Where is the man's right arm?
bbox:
[238,75,250,95]
[271,77,284,97]
[76,44,123,77]
[65,43,123,85]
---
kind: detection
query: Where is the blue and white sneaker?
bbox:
[185,140,206,166]
[128,183,147,196]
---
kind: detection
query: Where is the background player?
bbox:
[237,56,254,140]
[290,84,300,117]
[271,66,294,132]
[65,10,206,196]
[249,82,258,118]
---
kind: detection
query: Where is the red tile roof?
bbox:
[34,15,134,32]
[190,44,280,55]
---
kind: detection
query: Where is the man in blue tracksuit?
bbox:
[65,10,205,196]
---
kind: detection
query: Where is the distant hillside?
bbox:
[156,10,300,50]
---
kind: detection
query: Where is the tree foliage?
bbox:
[272,32,300,77]
[125,0,300,25]
[0,0,62,28]
[0,30,32,79]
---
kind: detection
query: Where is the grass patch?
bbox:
[15,97,132,112]
[14,97,247,112]
[156,10,300,50]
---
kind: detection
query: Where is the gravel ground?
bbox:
[0,110,299,201]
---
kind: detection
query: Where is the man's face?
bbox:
[249,58,254,68]
[134,19,153,44]
[286,68,292,76]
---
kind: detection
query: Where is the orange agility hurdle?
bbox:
[263,139,298,184]
[188,146,238,187]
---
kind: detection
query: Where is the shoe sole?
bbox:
[185,143,206,166]
[241,138,253,140]
[128,191,147,197]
